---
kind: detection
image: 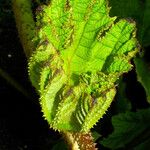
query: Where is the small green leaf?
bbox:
[134,57,150,103]
[114,78,131,113]
[101,108,150,149]
[52,140,68,150]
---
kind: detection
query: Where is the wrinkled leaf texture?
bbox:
[28,0,138,132]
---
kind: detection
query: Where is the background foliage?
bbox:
[0,0,150,149]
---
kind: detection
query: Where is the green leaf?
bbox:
[134,57,150,103]
[52,141,68,150]
[134,138,150,150]
[28,0,138,132]
[101,108,150,149]
[114,78,131,113]
[110,0,150,47]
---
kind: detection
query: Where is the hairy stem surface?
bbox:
[12,0,36,57]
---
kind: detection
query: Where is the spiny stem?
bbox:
[63,132,97,150]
